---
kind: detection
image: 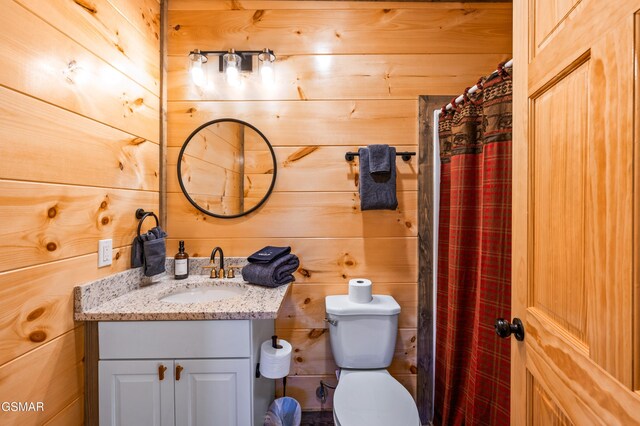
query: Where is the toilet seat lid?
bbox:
[334,370,419,426]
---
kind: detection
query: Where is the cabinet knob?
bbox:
[158,364,167,381]
[176,364,184,381]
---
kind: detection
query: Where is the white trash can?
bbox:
[264,397,301,426]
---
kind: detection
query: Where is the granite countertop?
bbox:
[74,258,290,321]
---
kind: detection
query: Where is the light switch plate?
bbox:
[98,239,112,267]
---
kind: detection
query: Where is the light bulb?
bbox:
[260,60,275,85]
[258,49,276,86]
[223,50,242,87]
[190,61,206,87]
[225,65,241,87]
[188,50,208,88]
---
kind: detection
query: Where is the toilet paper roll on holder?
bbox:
[255,335,283,377]
[256,335,288,395]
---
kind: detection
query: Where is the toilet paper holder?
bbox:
[255,335,283,378]
[256,335,289,396]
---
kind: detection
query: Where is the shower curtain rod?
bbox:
[443,59,513,111]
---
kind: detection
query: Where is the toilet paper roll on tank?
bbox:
[348,278,373,303]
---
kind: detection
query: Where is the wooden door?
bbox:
[98,360,175,426]
[174,359,251,426]
[512,0,640,424]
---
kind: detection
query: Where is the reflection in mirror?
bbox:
[177,119,277,218]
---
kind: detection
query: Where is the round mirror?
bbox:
[177,118,277,218]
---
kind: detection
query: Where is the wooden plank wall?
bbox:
[0,0,160,424]
[166,0,511,411]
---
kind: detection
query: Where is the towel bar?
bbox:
[345,151,416,162]
[135,208,159,236]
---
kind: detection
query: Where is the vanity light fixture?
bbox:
[188,48,276,87]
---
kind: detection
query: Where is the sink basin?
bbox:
[159,285,246,304]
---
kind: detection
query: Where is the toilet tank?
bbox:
[325,295,401,369]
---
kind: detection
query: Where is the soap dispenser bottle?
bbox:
[174,240,189,280]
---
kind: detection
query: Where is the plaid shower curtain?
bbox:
[434,63,512,426]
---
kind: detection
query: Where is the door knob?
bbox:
[495,318,525,341]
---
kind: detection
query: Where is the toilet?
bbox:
[325,294,421,426]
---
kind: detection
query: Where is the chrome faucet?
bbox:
[205,247,225,279]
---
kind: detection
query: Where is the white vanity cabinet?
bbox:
[98,320,273,426]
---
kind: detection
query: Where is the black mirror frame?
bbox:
[177,118,277,219]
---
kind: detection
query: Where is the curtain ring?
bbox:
[461,87,472,105]
[449,97,460,112]
[497,62,510,79]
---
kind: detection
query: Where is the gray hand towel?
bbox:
[131,226,167,276]
[241,254,299,287]
[143,238,167,276]
[359,147,398,211]
[368,144,391,174]
[131,236,144,267]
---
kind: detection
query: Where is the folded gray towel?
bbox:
[241,254,299,287]
[359,147,398,211]
[368,144,391,174]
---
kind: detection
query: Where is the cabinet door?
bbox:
[174,359,251,426]
[99,360,175,426]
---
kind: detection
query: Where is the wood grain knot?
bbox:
[410,336,416,343]
[298,268,311,278]
[29,331,47,343]
[252,10,265,22]
[118,161,124,171]
[409,365,418,374]
[405,221,412,229]
[296,357,304,363]
[174,24,181,31]
[130,137,146,145]
[101,217,110,225]
[285,146,318,165]
[47,206,57,218]
[46,242,57,252]
[297,86,307,101]
[308,329,325,339]
[27,307,45,321]
[303,298,311,305]
[100,201,108,209]
[73,0,97,14]
[115,251,121,260]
